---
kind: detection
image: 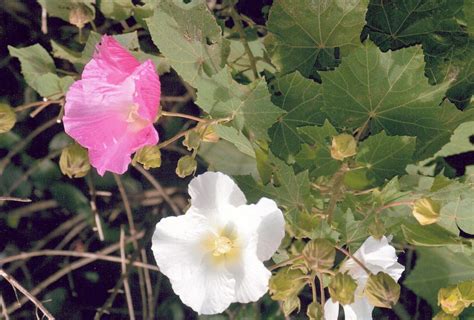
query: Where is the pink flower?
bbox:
[63,35,161,176]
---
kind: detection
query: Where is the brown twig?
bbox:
[134,165,180,216]
[316,272,325,307]
[0,295,9,320]
[0,250,159,272]
[160,111,204,123]
[0,269,55,319]
[120,228,136,320]
[0,197,31,203]
[6,231,146,315]
[0,117,57,175]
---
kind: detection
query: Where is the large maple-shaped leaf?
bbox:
[364,0,464,51]
[365,0,472,108]
[268,71,325,162]
[146,0,228,86]
[195,68,283,141]
[321,43,474,159]
[266,0,367,77]
[356,132,416,184]
[404,247,474,308]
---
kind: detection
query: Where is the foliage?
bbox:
[1,0,473,319]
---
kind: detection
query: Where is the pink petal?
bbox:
[82,35,140,85]
[131,59,161,121]
[89,125,158,175]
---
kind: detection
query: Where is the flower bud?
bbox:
[457,280,474,305]
[331,133,357,160]
[306,301,323,320]
[269,267,306,301]
[133,145,161,170]
[69,4,94,29]
[368,218,386,240]
[0,103,16,133]
[364,272,401,308]
[183,130,201,151]
[302,239,335,271]
[432,311,458,320]
[198,125,220,143]
[176,155,197,178]
[328,272,358,305]
[412,197,441,225]
[438,285,466,316]
[59,143,90,178]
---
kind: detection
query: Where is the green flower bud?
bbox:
[364,272,401,308]
[69,4,94,29]
[438,285,466,316]
[302,239,335,271]
[306,301,323,320]
[269,267,306,301]
[133,145,161,170]
[432,311,458,320]
[331,133,357,161]
[282,295,300,317]
[59,143,90,178]
[176,155,197,178]
[199,125,219,143]
[412,197,440,225]
[328,272,358,305]
[0,103,16,133]
[183,130,201,151]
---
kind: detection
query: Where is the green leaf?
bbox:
[50,182,92,219]
[404,247,474,308]
[38,0,95,23]
[435,121,474,157]
[146,0,229,86]
[198,140,258,177]
[268,71,324,162]
[213,125,255,158]
[99,0,133,20]
[321,43,472,159]
[195,67,283,141]
[364,0,463,51]
[8,44,69,98]
[296,120,341,177]
[266,0,367,77]
[356,132,415,184]
[440,198,474,235]
[401,223,462,247]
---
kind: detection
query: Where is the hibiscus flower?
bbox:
[151,172,286,314]
[63,35,160,175]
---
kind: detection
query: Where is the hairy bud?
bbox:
[302,239,335,271]
[183,130,201,151]
[59,143,90,178]
[328,272,358,305]
[331,133,357,160]
[0,103,16,133]
[364,272,401,308]
[306,301,323,320]
[176,155,197,178]
[69,4,94,29]
[133,145,161,170]
[438,285,467,316]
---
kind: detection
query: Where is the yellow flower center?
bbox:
[126,104,149,131]
[212,236,233,256]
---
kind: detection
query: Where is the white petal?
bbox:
[342,236,405,282]
[188,172,247,213]
[324,298,340,320]
[342,297,374,320]
[255,198,285,261]
[170,261,235,315]
[151,213,211,280]
[228,248,271,303]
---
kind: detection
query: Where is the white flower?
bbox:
[151,172,285,315]
[324,236,405,320]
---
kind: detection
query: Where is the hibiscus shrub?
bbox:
[1,0,474,319]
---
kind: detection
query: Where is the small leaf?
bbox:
[412,197,441,225]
